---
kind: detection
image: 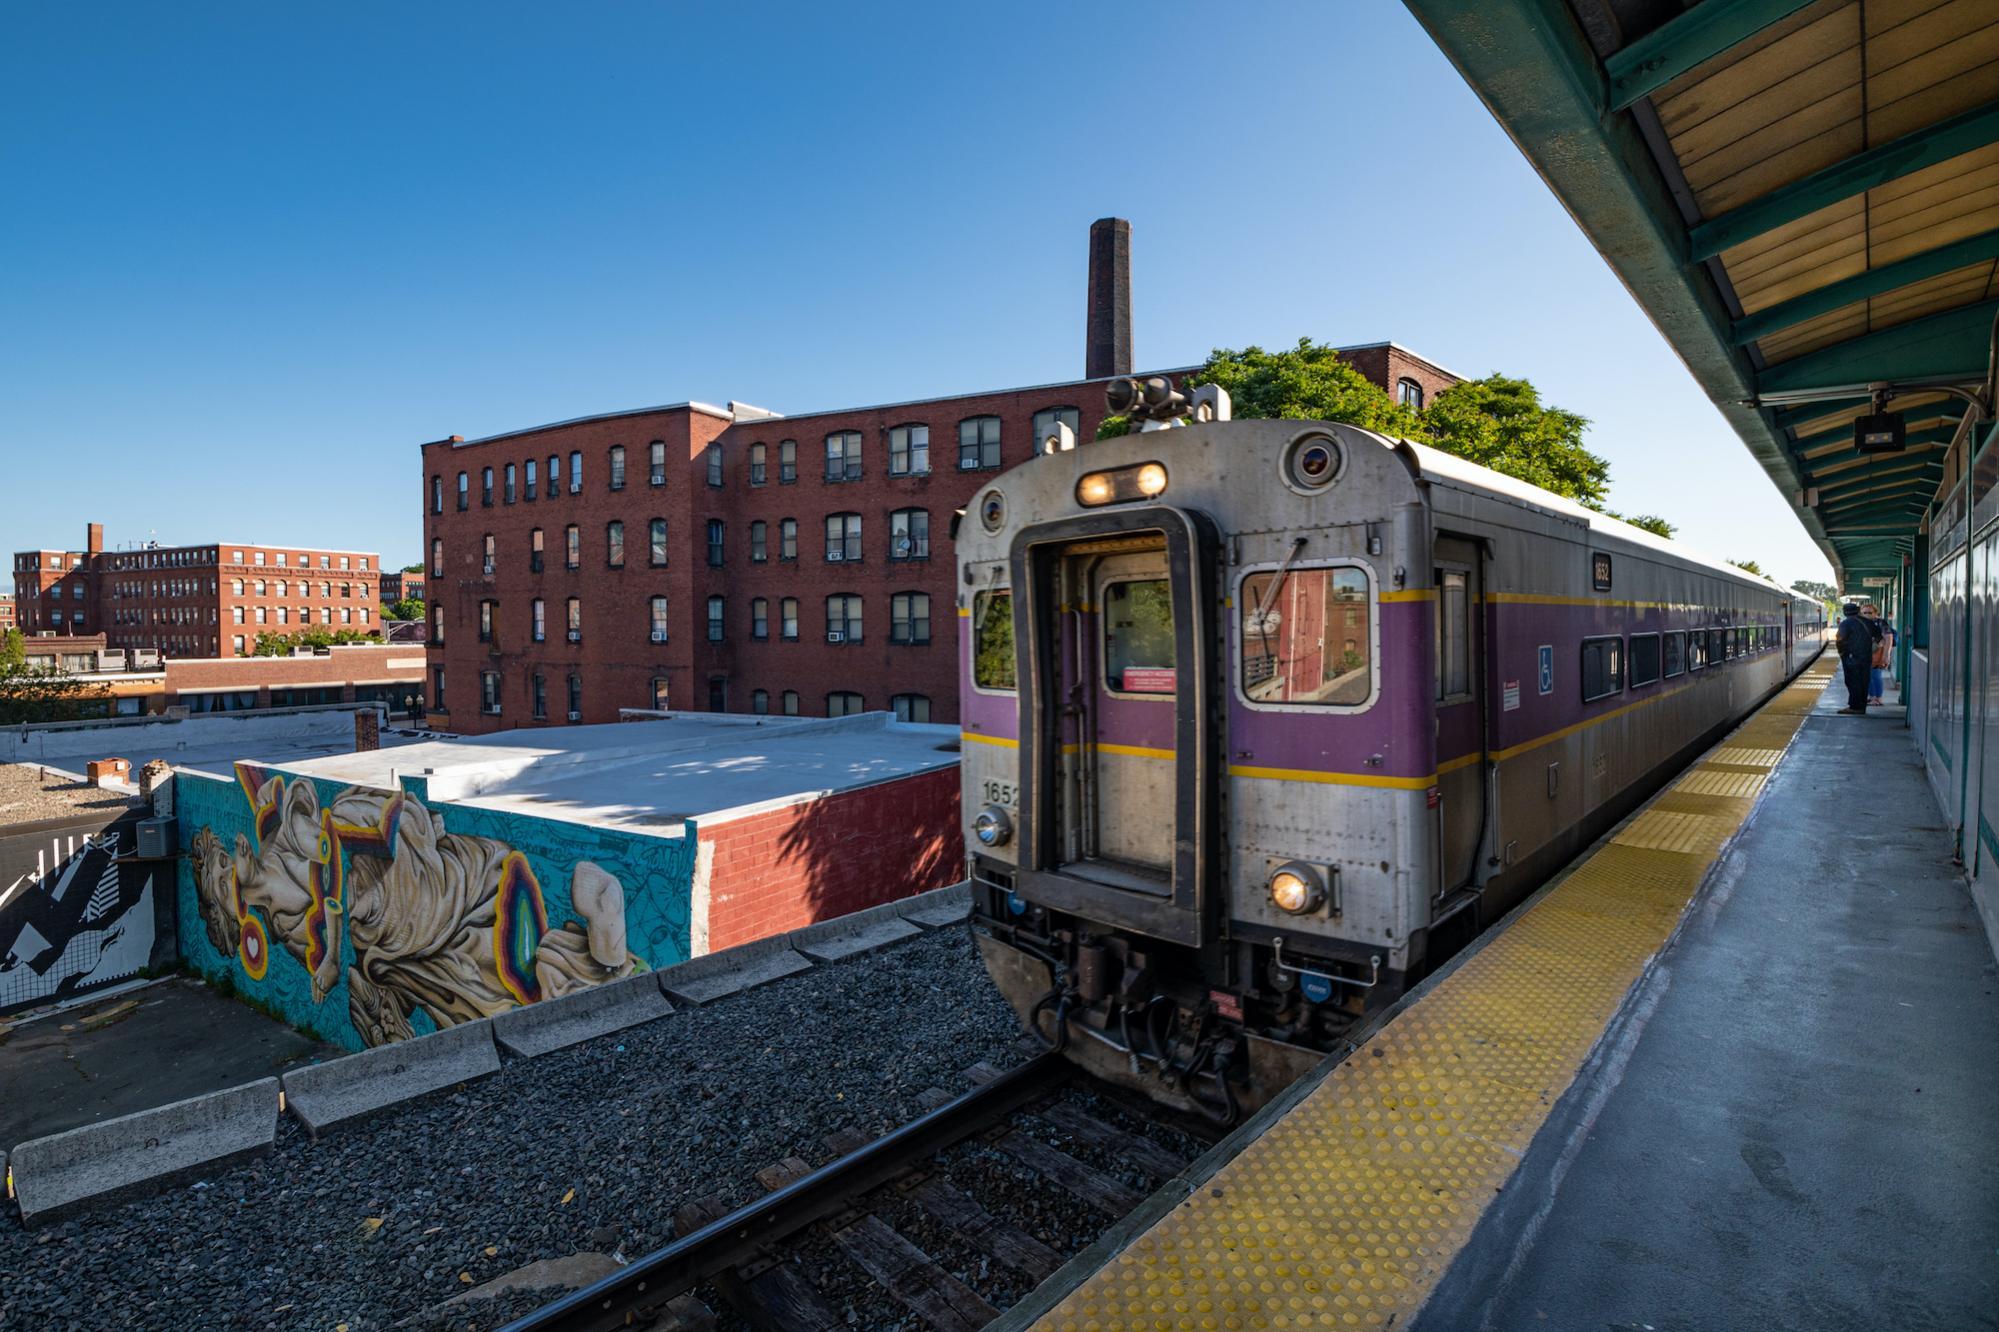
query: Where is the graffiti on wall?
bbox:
[1,819,156,1014]
[179,763,697,1050]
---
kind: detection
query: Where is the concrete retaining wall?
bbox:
[281,1019,500,1138]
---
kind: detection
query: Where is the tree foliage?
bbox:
[1607,512,1675,539]
[0,628,23,669]
[400,563,423,573]
[1791,579,1837,602]
[0,662,109,725]
[384,597,426,621]
[1153,340,1616,508]
[252,628,384,657]
[1728,558,1766,577]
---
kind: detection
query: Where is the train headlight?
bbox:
[974,804,1014,847]
[1076,463,1168,507]
[1136,463,1168,497]
[1268,861,1326,915]
[1077,473,1116,506]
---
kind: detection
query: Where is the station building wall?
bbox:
[172,756,960,1051]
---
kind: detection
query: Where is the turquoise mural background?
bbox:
[176,766,697,1051]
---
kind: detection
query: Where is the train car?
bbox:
[958,393,1827,1121]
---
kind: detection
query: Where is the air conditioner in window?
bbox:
[650,630,668,643]
[828,551,844,562]
[827,631,845,643]
[567,629,582,642]
[567,710,582,721]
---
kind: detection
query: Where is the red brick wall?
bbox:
[698,764,962,953]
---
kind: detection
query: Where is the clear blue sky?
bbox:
[1,1,1834,588]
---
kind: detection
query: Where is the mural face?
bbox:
[183,763,691,1049]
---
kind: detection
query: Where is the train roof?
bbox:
[1395,436,1805,604]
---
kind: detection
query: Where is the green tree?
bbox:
[385,596,426,621]
[0,627,23,669]
[401,563,422,573]
[1729,558,1766,577]
[1791,579,1837,602]
[1612,513,1675,539]
[252,628,384,656]
[0,662,109,725]
[1192,339,1424,436]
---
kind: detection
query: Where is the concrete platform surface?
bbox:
[1414,684,1999,1332]
[0,977,337,1151]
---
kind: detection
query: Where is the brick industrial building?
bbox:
[11,524,383,659]
[422,220,1460,734]
[379,570,426,604]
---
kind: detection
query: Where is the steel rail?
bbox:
[499,1051,1070,1332]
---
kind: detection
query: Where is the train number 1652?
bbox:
[981,779,1017,807]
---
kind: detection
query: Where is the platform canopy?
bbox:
[1404,0,1999,584]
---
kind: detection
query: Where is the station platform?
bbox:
[1021,659,1999,1331]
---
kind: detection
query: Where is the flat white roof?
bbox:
[279,713,960,833]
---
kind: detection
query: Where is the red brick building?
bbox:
[11,524,383,659]
[380,570,426,603]
[422,347,1458,734]
[0,593,15,633]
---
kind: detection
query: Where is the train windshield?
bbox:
[972,590,1015,690]
[1240,566,1372,706]
[1103,579,1176,693]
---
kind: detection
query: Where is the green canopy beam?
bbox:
[1756,298,1999,395]
[1791,420,1958,455]
[1734,227,1999,345]
[1689,99,1999,260]
[1605,0,1821,112]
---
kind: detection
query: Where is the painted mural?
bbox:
[178,763,697,1051]
[1,817,157,1015]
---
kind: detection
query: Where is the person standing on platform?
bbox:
[1836,602,1872,714]
[1862,603,1890,705]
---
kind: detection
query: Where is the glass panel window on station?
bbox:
[1581,636,1624,702]
[1240,566,1372,706]
[1629,633,1662,687]
[958,416,1001,470]
[827,691,864,718]
[889,424,930,476]
[973,590,1014,690]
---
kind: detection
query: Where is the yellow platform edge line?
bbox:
[1033,660,1837,1332]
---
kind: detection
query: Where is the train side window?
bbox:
[1629,633,1662,687]
[972,590,1014,691]
[1687,630,1706,670]
[1662,631,1685,678]
[1103,579,1176,695]
[1434,569,1471,701]
[1581,635,1623,702]
[1708,627,1726,664]
[1239,565,1373,707]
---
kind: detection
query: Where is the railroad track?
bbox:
[498,1051,1214,1332]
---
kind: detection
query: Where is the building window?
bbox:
[532,598,545,641]
[892,693,931,723]
[609,445,626,491]
[706,519,725,567]
[752,689,769,715]
[567,674,582,722]
[254,551,267,566]
[532,673,547,720]
[891,592,930,645]
[483,534,496,576]
[530,527,545,573]
[457,472,469,510]
[750,443,767,486]
[707,443,724,487]
[566,597,582,641]
[650,596,669,643]
[750,520,768,563]
[429,605,443,643]
[708,678,727,712]
[826,594,863,643]
[782,690,800,715]
[958,415,1001,470]
[478,600,495,644]
[607,521,625,568]
[825,513,862,562]
[889,424,929,476]
[277,607,289,626]
[649,518,668,567]
[233,635,246,655]
[565,525,580,570]
[275,579,289,597]
[481,670,501,714]
[651,677,670,710]
[431,475,443,514]
[525,458,538,501]
[1032,406,1081,452]
[504,463,517,504]
[547,453,562,498]
[232,606,244,623]
[751,597,768,639]
[779,439,797,483]
[707,596,725,641]
[1397,378,1424,410]
[481,467,494,507]
[889,508,929,560]
[779,518,798,561]
[824,431,862,482]
[781,597,799,641]
[569,450,583,492]
[827,691,864,717]
[650,440,666,486]
[433,666,446,710]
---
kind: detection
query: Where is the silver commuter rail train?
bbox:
[957,392,1827,1121]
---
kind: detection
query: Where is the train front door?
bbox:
[1434,535,1488,895]
[1011,511,1220,948]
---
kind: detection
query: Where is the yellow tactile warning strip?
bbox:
[1035,660,1837,1332]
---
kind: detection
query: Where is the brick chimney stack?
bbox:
[1086,218,1132,381]
[86,522,104,554]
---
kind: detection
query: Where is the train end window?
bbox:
[972,589,1014,691]
[1581,635,1624,702]
[1591,552,1613,592]
[1628,633,1662,688]
[1239,566,1373,707]
[1662,631,1685,678]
